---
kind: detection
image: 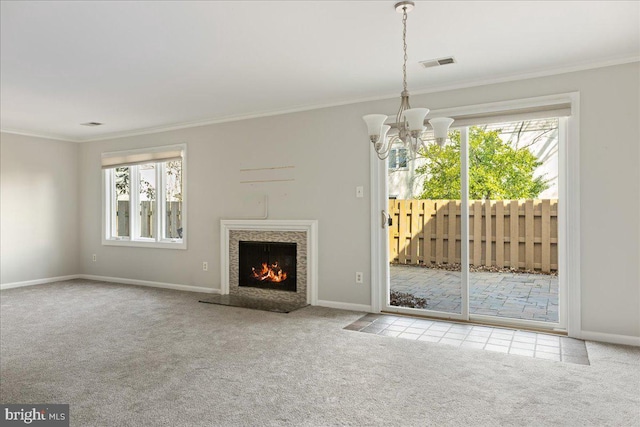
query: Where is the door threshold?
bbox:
[380,310,567,336]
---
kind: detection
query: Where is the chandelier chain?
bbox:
[363,2,454,161]
[402,6,408,93]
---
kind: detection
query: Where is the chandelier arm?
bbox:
[376,149,391,161]
[407,134,429,160]
[375,135,399,160]
[407,137,418,160]
[417,136,428,152]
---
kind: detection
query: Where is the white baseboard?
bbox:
[580,330,640,347]
[316,299,372,313]
[80,275,220,294]
[10,279,637,347]
[0,275,81,290]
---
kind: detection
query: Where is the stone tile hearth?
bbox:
[199,294,308,313]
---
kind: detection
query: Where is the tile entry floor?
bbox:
[345,313,589,365]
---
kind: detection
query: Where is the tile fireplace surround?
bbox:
[220,220,318,306]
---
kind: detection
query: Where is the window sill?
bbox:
[102,238,187,250]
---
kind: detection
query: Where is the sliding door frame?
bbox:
[370,92,581,337]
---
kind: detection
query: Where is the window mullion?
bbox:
[156,162,164,242]
[109,170,116,238]
[131,165,140,240]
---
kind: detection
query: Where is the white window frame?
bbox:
[102,144,187,250]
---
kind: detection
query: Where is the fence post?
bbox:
[410,200,420,265]
[165,201,182,238]
[140,201,153,238]
[117,200,129,237]
[435,201,444,264]
[398,200,408,264]
[510,200,519,270]
[496,201,505,268]
[541,199,551,273]
[485,200,493,267]
[447,200,457,264]
[525,199,534,270]
[472,201,482,266]
[423,201,435,265]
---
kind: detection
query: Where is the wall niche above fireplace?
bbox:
[239,241,297,292]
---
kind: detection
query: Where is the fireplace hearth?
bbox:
[239,241,297,292]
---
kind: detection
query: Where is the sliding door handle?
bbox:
[382,210,392,228]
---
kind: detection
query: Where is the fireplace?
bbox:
[218,220,318,308]
[239,241,297,292]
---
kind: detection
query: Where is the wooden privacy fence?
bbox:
[389,199,558,273]
[117,201,182,238]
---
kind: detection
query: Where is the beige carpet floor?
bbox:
[1,279,638,426]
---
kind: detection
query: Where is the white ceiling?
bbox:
[1,1,638,142]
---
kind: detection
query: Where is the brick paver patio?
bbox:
[390,264,558,323]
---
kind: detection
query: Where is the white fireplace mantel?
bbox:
[220,219,318,305]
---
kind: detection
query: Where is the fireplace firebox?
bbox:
[239,241,297,292]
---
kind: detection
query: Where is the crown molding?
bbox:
[406,55,640,98]
[2,56,638,144]
[0,127,80,142]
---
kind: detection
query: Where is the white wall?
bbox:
[78,62,639,338]
[0,133,79,284]
[1,63,636,340]
[78,104,373,305]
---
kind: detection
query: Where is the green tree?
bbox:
[416,126,549,200]
[165,160,182,202]
[114,166,155,200]
[114,161,182,201]
[115,167,130,196]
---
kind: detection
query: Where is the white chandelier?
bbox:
[363,1,454,160]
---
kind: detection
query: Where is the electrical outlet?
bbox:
[92,254,97,262]
[355,272,363,283]
[202,262,208,271]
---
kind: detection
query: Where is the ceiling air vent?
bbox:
[420,56,456,69]
[80,122,104,127]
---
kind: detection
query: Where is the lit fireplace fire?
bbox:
[251,261,288,283]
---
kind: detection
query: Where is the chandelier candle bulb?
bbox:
[362,114,388,142]
[429,117,455,146]
[403,108,430,132]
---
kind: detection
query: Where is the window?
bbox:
[102,144,186,249]
[388,147,408,170]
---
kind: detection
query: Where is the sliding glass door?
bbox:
[465,118,561,329]
[378,109,566,332]
[385,129,467,321]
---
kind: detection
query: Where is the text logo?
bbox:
[1,405,69,427]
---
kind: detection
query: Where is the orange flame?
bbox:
[251,261,288,283]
